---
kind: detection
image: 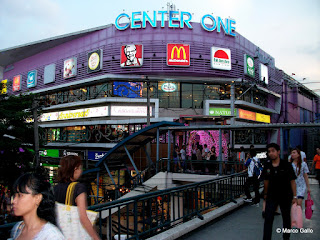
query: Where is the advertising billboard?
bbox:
[120,44,143,67]
[63,57,77,79]
[12,75,22,92]
[88,49,103,73]
[27,70,37,88]
[167,44,190,66]
[259,63,268,84]
[113,82,143,98]
[209,108,237,116]
[111,106,152,117]
[244,54,255,78]
[211,47,231,70]
[44,64,56,84]
[1,80,7,94]
[239,109,256,121]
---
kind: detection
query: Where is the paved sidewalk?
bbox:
[180,180,319,240]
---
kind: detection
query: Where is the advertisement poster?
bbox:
[211,47,231,70]
[260,63,269,84]
[27,70,37,88]
[1,79,7,94]
[113,82,143,98]
[63,57,77,79]
[244,54,255,78]
[167,44,190,66]
[88,49,103,73]
[12,75,22,92]
[120,44,143,67]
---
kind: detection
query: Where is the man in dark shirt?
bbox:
[263,143,297,240]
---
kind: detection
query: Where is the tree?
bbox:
[0,93,42,186]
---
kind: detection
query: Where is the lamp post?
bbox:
[32,99,40,168]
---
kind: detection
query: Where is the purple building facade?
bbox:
[1,22,319,164]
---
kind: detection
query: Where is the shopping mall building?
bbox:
[1,12,319,168]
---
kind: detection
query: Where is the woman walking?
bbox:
[290,148,311,207]
[54,155,100,240]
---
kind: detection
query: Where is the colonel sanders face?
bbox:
[124,45,137,62]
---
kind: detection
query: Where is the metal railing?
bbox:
[88,172,247,239]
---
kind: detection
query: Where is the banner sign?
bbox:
[63,57,77,79]
[244,54,255,78]
[209,108,237,116]
[111,106,152,117]
[167,44,190,66]
[39,149,59,158]
[211,47,231,70]
[1,79,7,94]
[88,151,108,161]
[239,109,256,121]
[120,44,143,67]
[88,49,103,73]
[256,113,271,123]
[115,11,236,36]
[40,106,109,122]
[27,70,37,88]
[12,75,22,92]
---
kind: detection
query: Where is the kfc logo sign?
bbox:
[120,44,143,67]
[167,44,190,66]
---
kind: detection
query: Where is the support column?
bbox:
[219,128,223,175]
[167,130,171,172]
[156,128,160,173]
[280,127,284,159]
[230,82,235,148]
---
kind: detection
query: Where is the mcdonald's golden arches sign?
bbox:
[167,44,190,66]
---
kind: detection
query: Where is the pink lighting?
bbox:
[187,130,229,159]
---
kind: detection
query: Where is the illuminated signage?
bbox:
[12,75,22,92]
[111,106,152,117]
[39,149,59,158]
[40,106,109,122]
[211,47,231,70]
[209,108,237,116]
[27,70,37,88]
[244,54,255,78]
[167,44,190,66]
[259,63,268,84]
[1,79,7,94]
[88,151,108,161]
[161,83,177,92]
[113,82,143,98]
[115,11,236,36]
[63,57,77,79]
[120,44,143,67]
[88,49,103,73]
[256,113,271,123]
[239,109,256,121]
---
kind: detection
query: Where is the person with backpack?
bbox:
[243,149,261,205]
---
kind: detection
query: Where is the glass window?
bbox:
[193,84,204,108]
[204,85,221,100]
[181,83,193,108]
[158,82,180,108]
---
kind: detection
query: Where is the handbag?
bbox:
[56,182,98,240]
[291,203,303,229]
[305,192,314,219]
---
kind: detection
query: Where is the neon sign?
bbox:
[115,11,236,36]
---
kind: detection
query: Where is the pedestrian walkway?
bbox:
[180,180,319,240]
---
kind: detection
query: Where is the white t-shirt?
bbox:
[288,151,306,161]
[248,156,259,177]
[180,149,186,160]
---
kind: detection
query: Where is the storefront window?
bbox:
[193,84,204,108]
[181,83,192,108]
[158,82,180,108]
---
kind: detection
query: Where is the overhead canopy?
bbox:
[95,121,184,168]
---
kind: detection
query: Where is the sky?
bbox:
[0,0,319,92]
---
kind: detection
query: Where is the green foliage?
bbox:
[0,93,42,185]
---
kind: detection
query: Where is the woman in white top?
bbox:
[290,148,311,207]
[11,173,64,240]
